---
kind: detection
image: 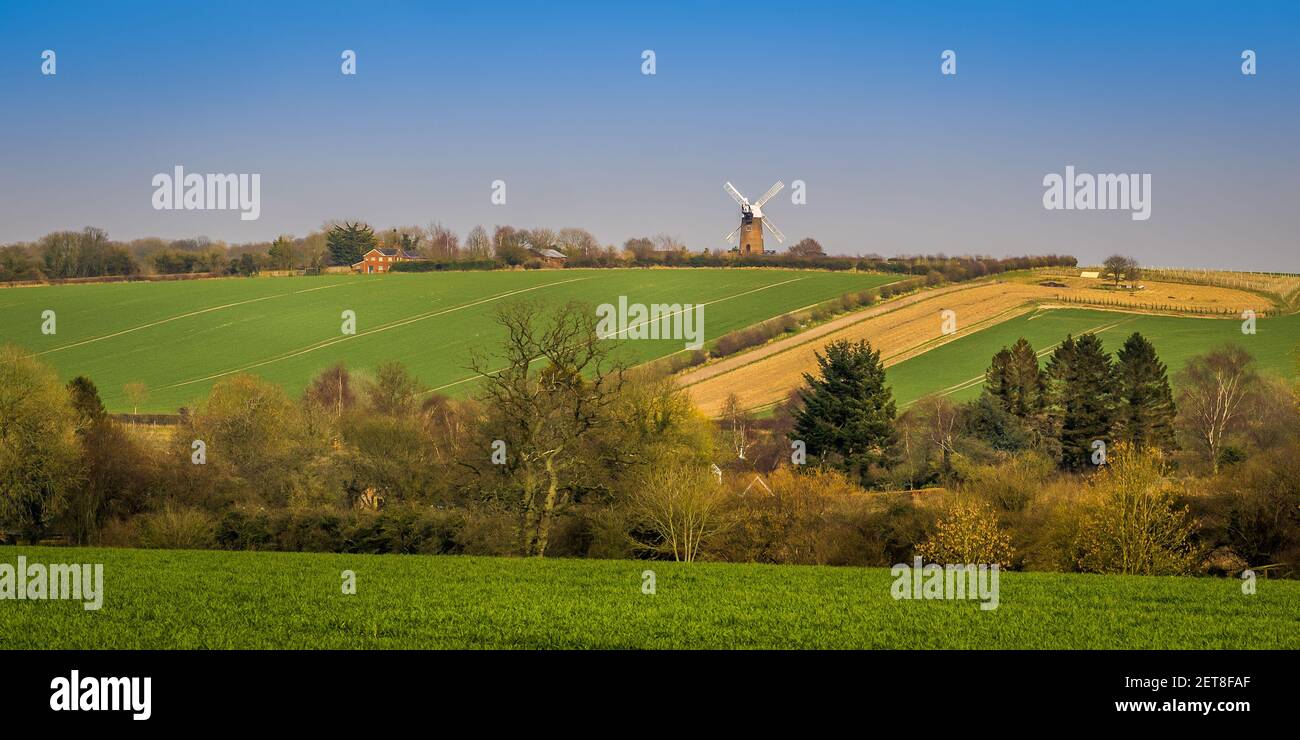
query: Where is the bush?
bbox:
[213,506,472,554]
[215,510,274,550]
[1190,443,1300,572]
[391,259,498,272]
[274,509,348,552]
[961,451,1055,512]
[916,499,1015,567]
[712,468,929,567]
[1074,447,1199,575]
[96,517,141,548]
[352,508,465,554]
[137,506,216,550]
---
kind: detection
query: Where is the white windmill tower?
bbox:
[724,181,785,256]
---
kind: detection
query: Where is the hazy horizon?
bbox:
[2,1,1297,270]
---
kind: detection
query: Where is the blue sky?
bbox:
[1,0,1296,269]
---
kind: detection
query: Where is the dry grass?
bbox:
[1140,268,1300,309]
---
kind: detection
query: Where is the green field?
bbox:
[1,546,1296,649]
[0,269,896,412]
[889,308,1300,407]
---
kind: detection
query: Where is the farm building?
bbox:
[351,247,424,274]
[530,247,568,269]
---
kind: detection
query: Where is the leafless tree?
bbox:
[1176,345,1259,473]
[720,393,754,461]
[629,464,727,562]
[472,300,625,556]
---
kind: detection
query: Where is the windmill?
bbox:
[724,181,785,256]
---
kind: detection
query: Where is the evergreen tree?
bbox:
[1007,337,1045,417]
[1113,332,1176,450]
[327,222,377,266]
[1046,333,1115,470]
[66,376,106,425]
[791,339,897,483]
[984,348,1014,410]
[984,338,1045,419]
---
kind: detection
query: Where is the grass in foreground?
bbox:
[1,547,1296,649]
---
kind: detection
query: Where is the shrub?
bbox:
[274,509,348,552]
[962,451,1055,512]
[136,505,216,550]
[1190,443,1300,571]
[96,517,140,548]
[1073,447,1199,575]
[916,499,1015,567]
[215,510,274,550]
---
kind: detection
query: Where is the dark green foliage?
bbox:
[1113,332,1176,450]
[984,338,1045,418]
[1046,333,1115,470]
[792,339,897,483]
[963,394,1034,452]
[391,259,497,272]
[61,377,152,543]
[66,376,106,424]
[326,222,377,266]
[214,507,468,555]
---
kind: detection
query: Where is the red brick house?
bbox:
[352,247,423,274]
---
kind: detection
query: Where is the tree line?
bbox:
[2,305,1294,575]
[2,222,1077,282]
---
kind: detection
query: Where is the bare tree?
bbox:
[423,222,459,260]
[472,300,625,557]
[720,393,754,461]
[556,228,600,258]
[1176,346,1258,473]
[1103,254,1134,289]
[914,394,960,473]
[463,225,492,260]
[787,237,825,258]
[122,382,149,416]
[629,464,727,562]
[1123,256,1141,285]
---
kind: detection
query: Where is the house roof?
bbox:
[365,247,423,259]
[532,248,568,260]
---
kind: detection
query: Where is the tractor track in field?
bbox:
[897,315,1138,409]
[36,281,355,356]
[159,276,595,390]
[422,275,813,394]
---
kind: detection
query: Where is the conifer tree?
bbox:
[327,222,377,266]
[792,339,897,483]
[984,348,1014,410]
[1046,333,1115,470]
[1113,332,1176,450]
[1007,337,1046,417]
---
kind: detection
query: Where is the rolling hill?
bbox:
[0,269,897,412]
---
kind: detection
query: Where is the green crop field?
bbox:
[0,269,896,412]
[1,546,1295,649]
[889,308,1300,407]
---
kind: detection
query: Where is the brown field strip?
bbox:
[680,276,1273,416]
